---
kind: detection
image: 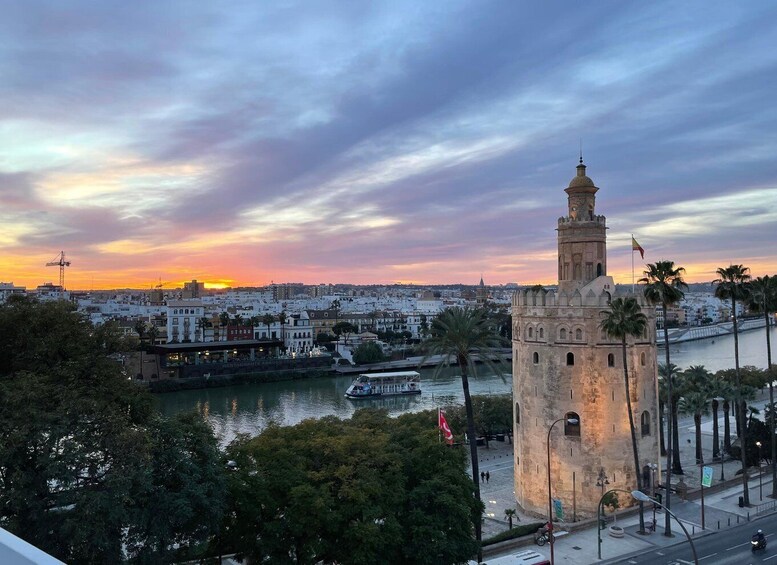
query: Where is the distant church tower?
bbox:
[476,275,487,305]
[512,160,658,517]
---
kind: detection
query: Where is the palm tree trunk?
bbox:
[661,301,674,536]
[733,295,750,506]
[723,400,732,452]
[621,336,645,533]
[460,357,483,562]
[695,413,702,464]
[712,400,720,460]
[659,399,666,457]
[765,306,776,498]
[672,405,683,475]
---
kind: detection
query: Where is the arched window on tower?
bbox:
[539,327,544,339]
[566,352,575,366]
[597,263,603,277]
[640,352,646,366]
[575,328,583,341]
[527,326,533,339]
[515,403,520,424]
[607,353,615,367]
[565,412,581,437]
[641,411,651,436]
[533,352,539,364]
[559,328,567,340]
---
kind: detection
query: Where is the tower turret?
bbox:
[557,160,607,292]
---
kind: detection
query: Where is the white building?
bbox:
[0,282,26,303]
[166,300,204,343]
[284,311,314,354]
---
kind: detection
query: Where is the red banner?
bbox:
[439,409,454,444]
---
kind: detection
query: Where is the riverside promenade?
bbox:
[478,386,777,564]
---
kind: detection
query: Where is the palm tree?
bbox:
[640,260,687,536]
[218,312,230,341]
[706,373,729,460]
[678,388,710,464]
[422,306,506,562]
[261,314,275,339]
[504,508,518,529]
[197,317,210,342]
[600,296,648,534]
[278,311,287,342]
[749,275,777,496]
[657,363,679,457]
[715,264,752,505]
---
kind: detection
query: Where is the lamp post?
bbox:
[597,488,632,560]
[632,490,698,564]
[757,441,763,500]
[596,468,610,501]
[719,440,726,482]
[547,416,579,565]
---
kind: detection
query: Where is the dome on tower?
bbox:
[568,160,595,189]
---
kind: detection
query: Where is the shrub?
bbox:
[482,522,543,546]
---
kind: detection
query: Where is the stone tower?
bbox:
[512,161,659,518]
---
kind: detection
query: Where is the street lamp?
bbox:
[756,441,763,500]
[596,468,610,501]
[719,440,726,482]
[632,490,698,564]
[547,416,579,565]
[597,488,632,560]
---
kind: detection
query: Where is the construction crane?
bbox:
[46,251,71,289]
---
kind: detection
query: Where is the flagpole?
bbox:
[631,233,635,294]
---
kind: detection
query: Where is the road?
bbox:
[608,512,777,565]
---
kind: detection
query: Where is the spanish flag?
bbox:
[632,236,645,259]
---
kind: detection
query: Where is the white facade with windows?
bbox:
[166,300,204,343]
[284,311,313,354]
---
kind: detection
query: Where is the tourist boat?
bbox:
[344,371,422,399]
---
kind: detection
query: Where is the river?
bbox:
[156,325,777,445]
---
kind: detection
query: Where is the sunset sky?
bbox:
[2,2,776,290]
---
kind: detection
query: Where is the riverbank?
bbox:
[146,367,333,393]
[659,317,768,345]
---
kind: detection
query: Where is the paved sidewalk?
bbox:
[475,386,777,564]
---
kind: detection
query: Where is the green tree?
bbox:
[125,412,227,562]
[352,341,385,364]
[600,296,648,534]
[0,297,224,563]
[223,410,480,564]
[715,264,752,505]
[748,275,777,496]
[640,260,687,537]
[422,306,506,562]
[332,321,357,345]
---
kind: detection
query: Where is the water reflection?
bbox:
[158,328,777,446]
[156,367,511,445]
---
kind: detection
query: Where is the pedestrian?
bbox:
[486,471,490,483]
[480,471,485,483]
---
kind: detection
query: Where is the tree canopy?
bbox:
[0,296,225,563]
[223,409,481,565]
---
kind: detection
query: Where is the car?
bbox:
[470,549,551,565]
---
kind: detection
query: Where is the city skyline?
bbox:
[2,2,777,289]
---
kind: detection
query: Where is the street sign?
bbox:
[553,497,564,520]
[702,466,714,488]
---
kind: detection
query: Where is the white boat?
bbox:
[344,371,422,399]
